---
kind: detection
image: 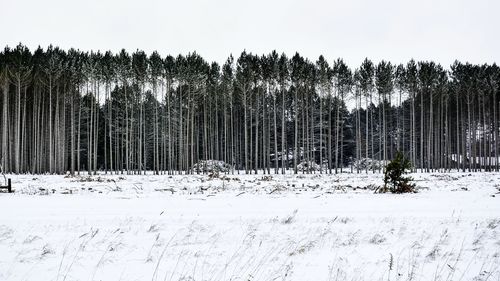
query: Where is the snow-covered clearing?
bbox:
[0,172,499,281]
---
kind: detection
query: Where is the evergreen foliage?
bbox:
[383,152,416,193]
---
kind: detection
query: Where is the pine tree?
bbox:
[383,151,415,193]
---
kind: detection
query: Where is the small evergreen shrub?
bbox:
[383,152,416,193]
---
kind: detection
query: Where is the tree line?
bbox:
[0,44,499,175]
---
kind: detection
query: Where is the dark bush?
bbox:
[383,152,416,193]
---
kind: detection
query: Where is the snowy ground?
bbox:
[0,171,499,281]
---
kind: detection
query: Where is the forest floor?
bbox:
[0,171,499,281]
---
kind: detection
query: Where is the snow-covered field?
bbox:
[0,172,499,281]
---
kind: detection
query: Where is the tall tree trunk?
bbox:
[294,87,299,174]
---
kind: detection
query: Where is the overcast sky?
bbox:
[1,0,498,68]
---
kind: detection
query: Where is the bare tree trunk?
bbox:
[273,90,278,174]
[281,86,286,174]
[365,93,369,173]
[467,93,472,172]
[255,90,259,174]
[49,77,54,173]
[108,83,113,174]
[70,88,75,175]
[319,92,323,173]
[77,90,82,175]
[420,88,424,172]
[94,81,99,175]
[294,87,299,174]
[428,89,433,172]
[244,88,248,174]
[335,89,340,174]
[1,76,9,173]
[328,95,332,174]
[340,91,345,173]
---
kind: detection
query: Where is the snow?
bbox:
[0,171,499,281]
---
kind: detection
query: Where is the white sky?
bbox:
[1,0,498,68]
